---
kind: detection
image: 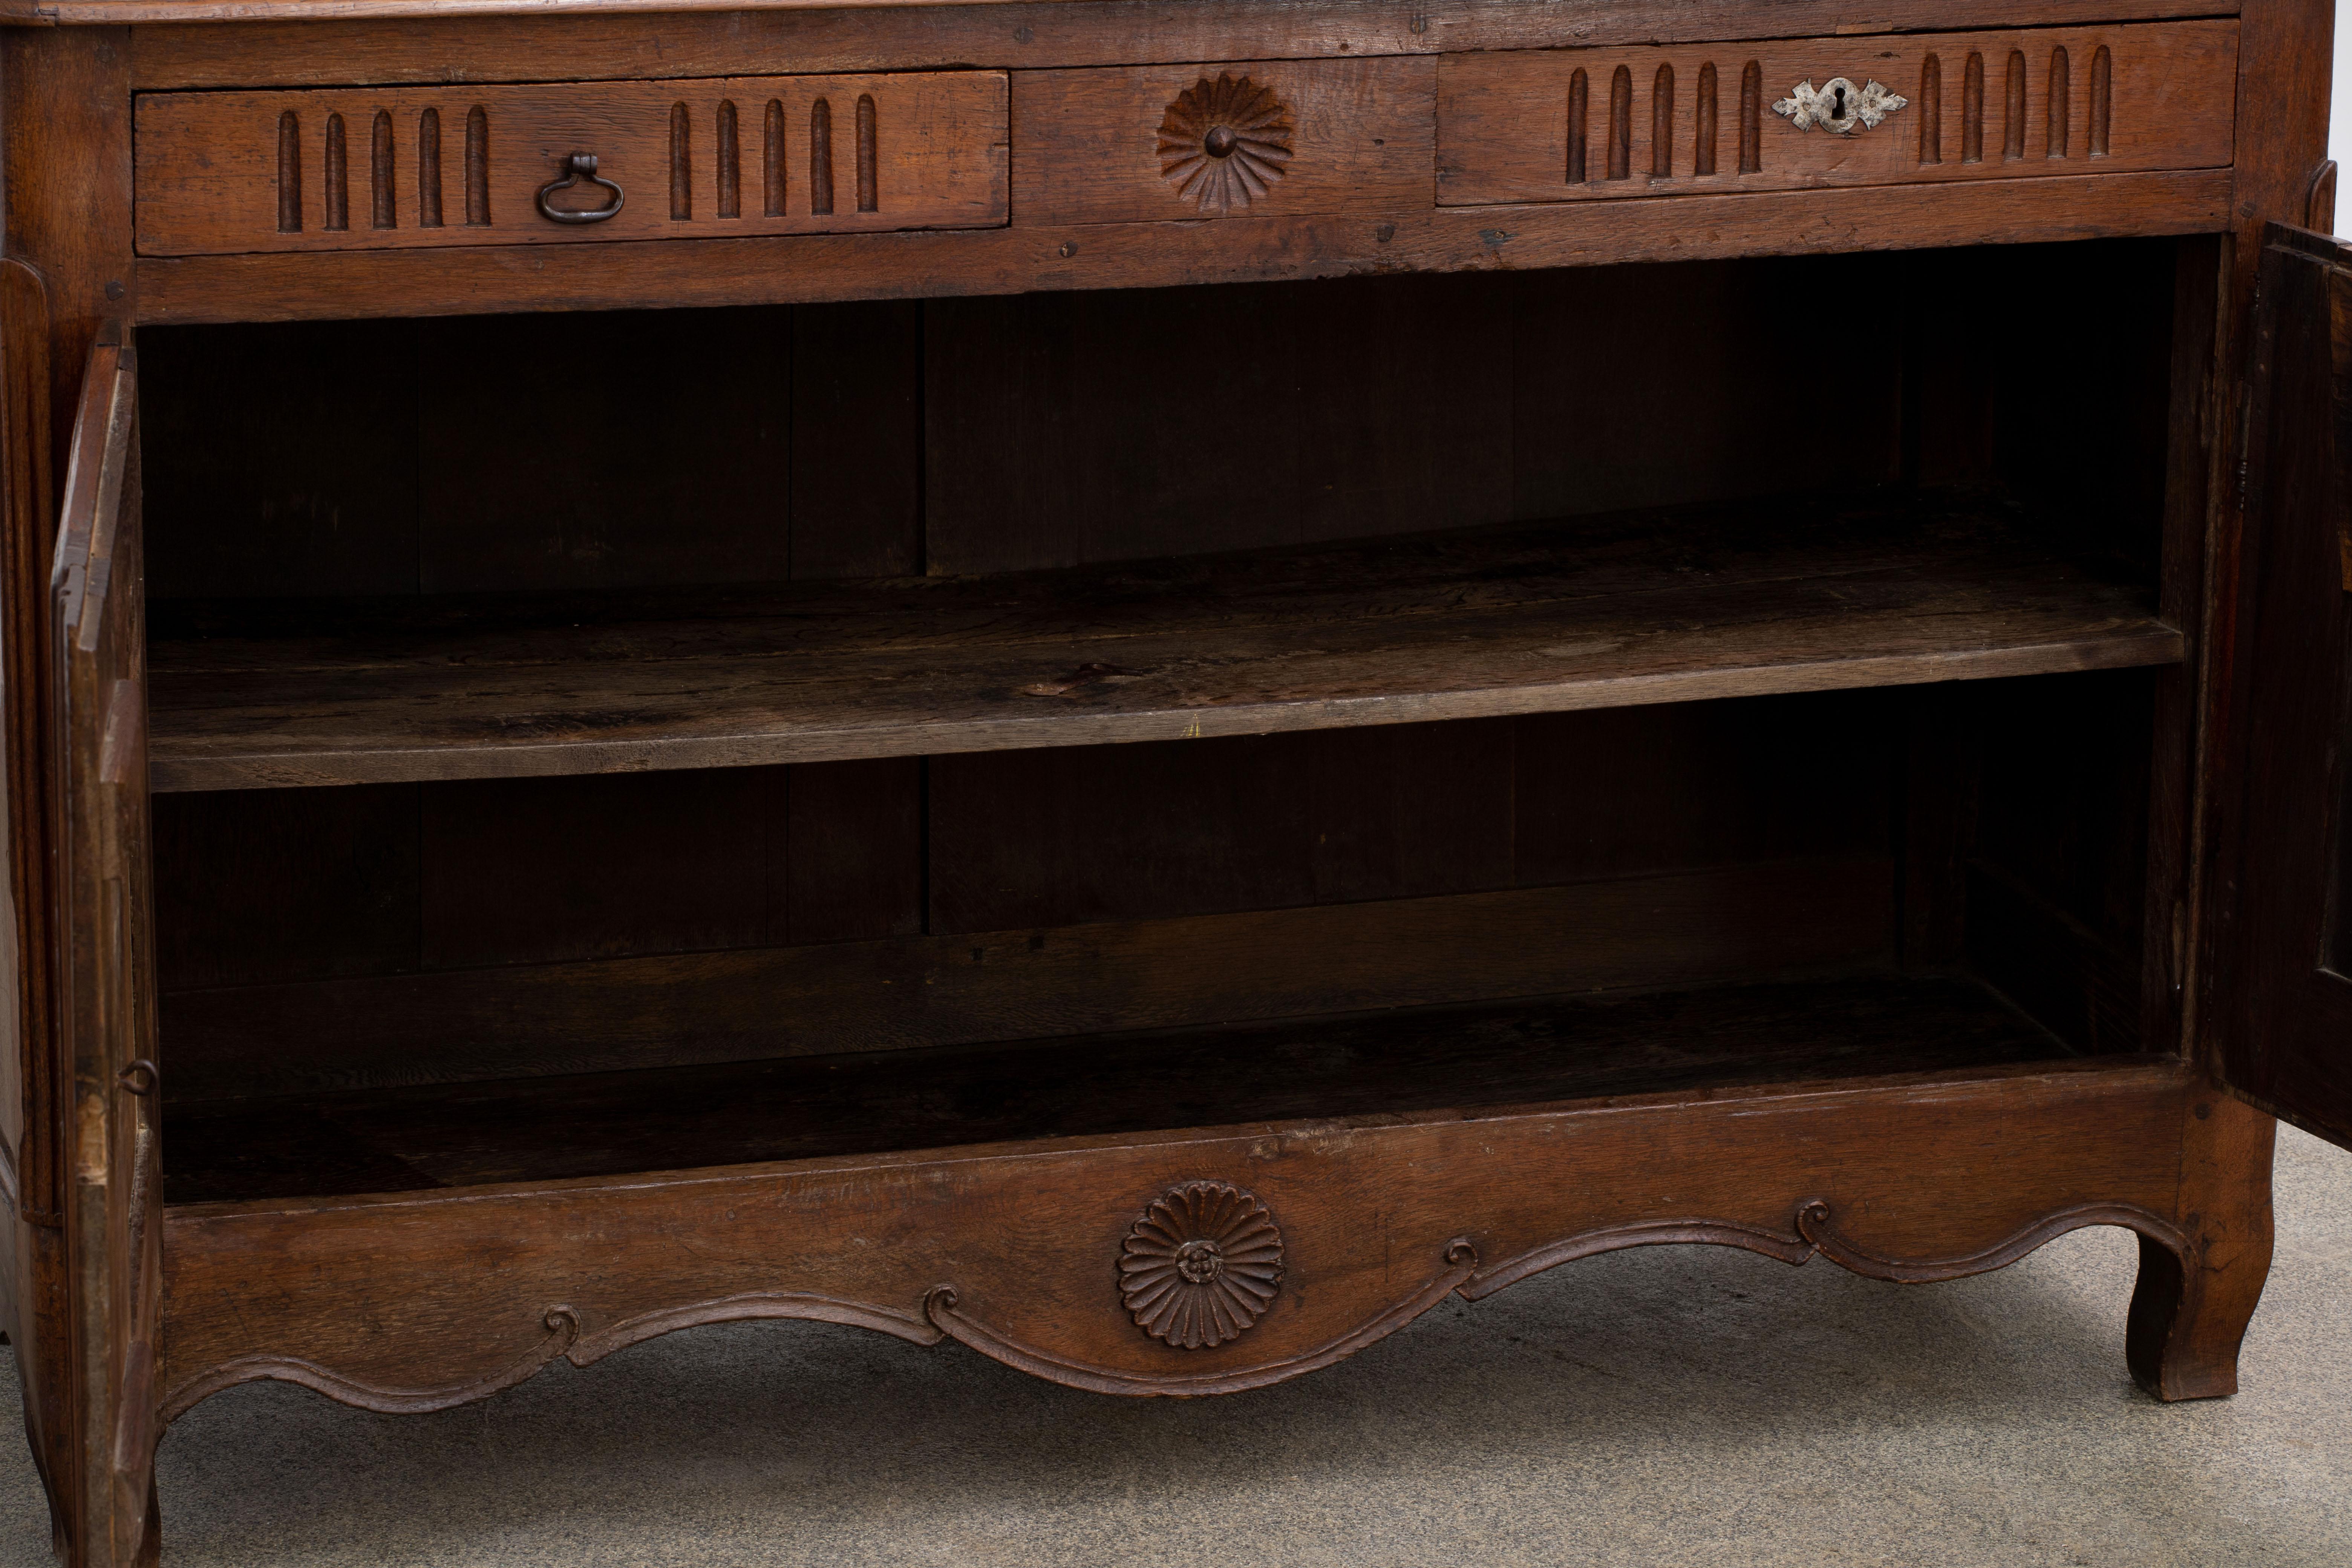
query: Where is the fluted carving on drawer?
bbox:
[716,100,740,218]
[463,105,490,225]
[2047,47,2071,158]
[1605,64,1631,180]
[274,109,300,232]
[417,107,442,227]
[136,72,1008,255]
[2003,49,2027,160]
[669,102,692,220]
[322,112,347,231]
[1918,55,1943,165]
[762,98,786,216]
[810,96,835,215]
[1437,21,2237,208]
[1963,52,1986,162]
[1650,64,1674,177]
[1694,62,1717,176]
[1739,60,1762,173]
[2089,46,2113,156]
[370,110,395,230]
[1565,68,1588,183]
[857,93,879,213]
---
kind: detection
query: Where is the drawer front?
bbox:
[135,72,1009,256]
[1014,57,1434,227]
[1438,21,2236,207]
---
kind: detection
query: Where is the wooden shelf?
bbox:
[163,973,2093,1206]
[145,496,2180,792]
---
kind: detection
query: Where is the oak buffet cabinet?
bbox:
[0,0,2343,1559]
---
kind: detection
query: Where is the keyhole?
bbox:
[1830,84,1847,118]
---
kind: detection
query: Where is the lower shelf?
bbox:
[167,973,2078,1205]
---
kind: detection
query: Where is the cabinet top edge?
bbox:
[18,0,1017,26]
[10,0,2246,28]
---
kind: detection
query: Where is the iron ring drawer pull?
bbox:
[535,153,625,224]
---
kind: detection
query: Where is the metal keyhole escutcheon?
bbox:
[536,153,626,224]
[1771,76,1907,136]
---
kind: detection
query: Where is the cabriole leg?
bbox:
[2125,1090,2275,1400]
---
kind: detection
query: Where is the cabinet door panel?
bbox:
[51,333,158,1566]
[0,254,67,1556]
[0,259,54,1228]
[2213,224,2352,1148]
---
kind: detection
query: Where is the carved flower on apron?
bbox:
[1158,74,1295,214]
[1119,1181,1285,1347]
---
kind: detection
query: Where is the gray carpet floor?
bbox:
[0,1126,2343,1566]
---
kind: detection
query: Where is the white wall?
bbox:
[2335,1,2352,197]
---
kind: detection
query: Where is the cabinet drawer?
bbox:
[1438,21,2236,207]
[135,72,1009,257]
[1014,57,1434,226]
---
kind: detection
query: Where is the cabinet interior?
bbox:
[141,235,2191,1206]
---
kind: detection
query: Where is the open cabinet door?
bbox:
[2213,223,2352,1149]
[51,332,158,1566]
[0,256,69,1554]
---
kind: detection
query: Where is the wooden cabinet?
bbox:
[0,0,2343,1562]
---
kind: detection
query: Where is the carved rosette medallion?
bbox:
[1157,74,1295,214]
[1119,1181,1285,1348]
[1772,77,1907,135]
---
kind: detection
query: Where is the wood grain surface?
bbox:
[136,71,1008,256]
[2125,1088,2274,1398]
[3,28,135,490]
[2207,227,2352,1147]
[126,0,2245,92]
[1013,57,1430,227]
[133,166,2234,324]
[50,338,163,1568]
[158,856,1894,1100]
[1439,22,2237,207]
[52,0,2248,30]
[141,499,2179,791]
[156,1054,2207,1418]
[150,691,1914,1098]
[0,262,56,1225]
[0,260,63,1566]
[0,36,127,1540]
[163,974,2076,1202]
[0,0,2320,1547]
